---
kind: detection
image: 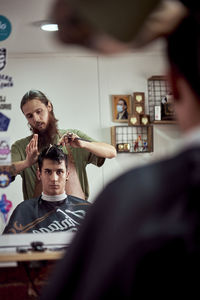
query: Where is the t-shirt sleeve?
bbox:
[88,153,105,167]
[74,129,105,167]
[9,143,21,182]
[11,142,22,162]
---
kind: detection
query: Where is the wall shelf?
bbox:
[153,120,177,125]
[147,75,175,122]
[111,125,153,153]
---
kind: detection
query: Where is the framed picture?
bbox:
[112,95,132,123]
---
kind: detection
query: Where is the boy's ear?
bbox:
[37,168,41,181]
[66,170,69,181]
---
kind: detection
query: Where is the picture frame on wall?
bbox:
[112,95,132,123]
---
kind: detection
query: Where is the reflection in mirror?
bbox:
[0,1,177,239]
[0,87,117,235]
[3,145,91,234]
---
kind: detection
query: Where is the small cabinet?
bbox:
[147,75,176,123]
[111,125,153,153]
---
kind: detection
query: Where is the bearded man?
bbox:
[11,90,116,201]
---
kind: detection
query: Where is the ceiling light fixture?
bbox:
[40,23,58,31]
[32,20,59,31]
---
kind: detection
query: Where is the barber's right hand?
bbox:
[25,134,39,167]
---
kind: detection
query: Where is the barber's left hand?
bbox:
[25,134,39,166]
[58,132,83,148]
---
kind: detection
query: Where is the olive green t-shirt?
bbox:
[11,129,105,201]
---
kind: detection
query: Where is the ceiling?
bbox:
[0,0,165,56]
[1,0,86,54]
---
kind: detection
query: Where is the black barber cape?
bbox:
[3,196,91,234]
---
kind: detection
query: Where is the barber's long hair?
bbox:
[167,13,200,98]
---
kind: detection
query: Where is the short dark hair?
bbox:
[167,13,200,98]
[38,145,68,171]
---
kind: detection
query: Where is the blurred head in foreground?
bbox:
[51,0,188,53]
[39,2,200,300]
[166,10,200,131]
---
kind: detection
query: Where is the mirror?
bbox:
[0,0,175,235]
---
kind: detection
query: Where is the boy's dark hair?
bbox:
[38,145,68,171]
[167,13,200,98]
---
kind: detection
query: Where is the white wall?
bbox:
[0,49,182,233]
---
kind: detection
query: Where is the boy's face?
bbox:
[38,158,68,195]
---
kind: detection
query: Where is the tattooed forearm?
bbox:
[0,164,17,176]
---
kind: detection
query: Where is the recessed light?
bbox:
[41,23,58,31]
[31,20,59,31]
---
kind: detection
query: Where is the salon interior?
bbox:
[0,0,182,298]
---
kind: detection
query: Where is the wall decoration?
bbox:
[0,171,11,188]
[147,75,175,122]
[112,95,132,123]
[154,105,161,120]
[133,92,145,104]
[0,15,12,42]
[0,74,14,89]
[111,126,153,153]
[0,194,12,223]
[140,114,150,126]
[0,48,6,71]
[0,137,11,165]
[161,92,175,120]
[0,113,10,131]
[111,91,153,154]
[117,143,130,152]
[134,103,144,115]
[0,96,12,110]
[128,113,140,126]
[133,92,145,116]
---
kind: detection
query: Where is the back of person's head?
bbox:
[38,145,68,171]
[167,12,200,98]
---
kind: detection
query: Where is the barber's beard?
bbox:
[30,113,58,150]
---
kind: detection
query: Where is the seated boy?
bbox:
[3,145,91,234]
